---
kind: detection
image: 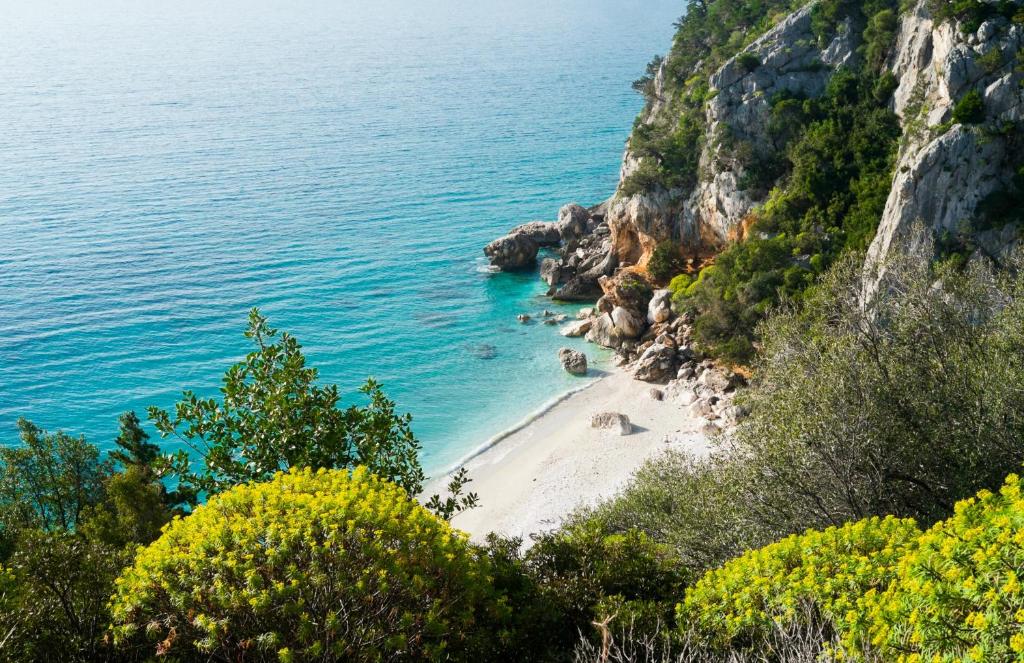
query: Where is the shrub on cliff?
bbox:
[647,241,686,283]
[110,467,501,662]
[854,473,1024,662]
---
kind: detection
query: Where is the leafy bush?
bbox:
[647,241,686,283]
[856,474,1024,662]
[598,246,1024,583]
[680,516,920,658]
[110,467,499,662]
[149,308,426,499]
[952,89,986,125]
[0,530,132,662]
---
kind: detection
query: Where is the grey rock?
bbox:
[611,306,644,339]
[553,275,604,301]
[633,343,681,384]
[540,258,562,286]
[586,314,622,349]
[485,233,539,270]
[577,307,596,319]
[558,348,588,376]
[517,314,531,324]
[560,319,593,337]
[649,388,665,401]
[591,411,633,435]
[647,289,674,324]
[510,221,561,246]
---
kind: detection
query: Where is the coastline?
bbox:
[426,364,712,543]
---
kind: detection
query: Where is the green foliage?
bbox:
[623,0,812,195]
[736,51,761,73]
[929,0,1021,33]
[0,419,109,538]
[680,516,920,657]
[647,241,686,283]
[668,272,694,296]
[596,248,1024,589]
[952,89,986,125]
[632,54,664,99]
[856,473,1024,662]
[586,451,759,574]
[480,521,689,661]
[79,468,173,549]
[674,67,901,364]
[110,467,499,662]
[149,308,425,499]
[0,530,131,662]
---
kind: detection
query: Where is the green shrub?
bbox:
[680,516,921,658]
[668,273,694,296]
[856,473,1024,662]
[1,531,132,663]
[737,52,761,73]
[952,89,986,125]
[647,241,686,283]
[110,467,500,662]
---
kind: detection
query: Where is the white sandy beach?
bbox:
[427,366,712,543]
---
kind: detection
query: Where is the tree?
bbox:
[0,419,109,538]
[148,308,426,499]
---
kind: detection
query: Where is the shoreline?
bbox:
[426,364,712,543]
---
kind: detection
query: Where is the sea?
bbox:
[0,0,680,474]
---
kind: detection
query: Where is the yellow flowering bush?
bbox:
[679,516,920,657]
[109,466,499,662]
[855,474,1024,662]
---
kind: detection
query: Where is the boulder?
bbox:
[558,348,588,376]
[633,343,680,384]
[647,289,673,324]
[577,307,596,319]
[611,306,644,339]
[595,296,614,313]
[484,233,539,270]
[540,258,562,286]
[517,314,531,324]
[557,203,591,247]
[586,314,621,349]
[560,319,592,337]
[649,388,665,401]
[591,412,633,435]
[553,275,603,301]
[510,221,561,246]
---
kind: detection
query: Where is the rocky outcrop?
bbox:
[485,233,539,270]
[867,3,1024,272]
[558,348,588,376]
[608,2,861,267]
[633,343,679,384]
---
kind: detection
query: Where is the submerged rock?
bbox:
[558,348,588,376]
[591,411,633,435]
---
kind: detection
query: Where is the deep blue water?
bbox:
[0,0,680,473]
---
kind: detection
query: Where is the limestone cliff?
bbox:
[609,0,1024,273]
[868,0,1024,267]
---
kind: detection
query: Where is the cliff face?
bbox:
[868,0,1024,267]
[609,0,1024,273]
[610,2,860,266]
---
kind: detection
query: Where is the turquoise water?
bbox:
[0,0,679,474]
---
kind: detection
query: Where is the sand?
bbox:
[425,366,711,543]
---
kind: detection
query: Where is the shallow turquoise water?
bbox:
[0,0,679,473]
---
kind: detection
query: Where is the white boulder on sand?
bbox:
[591,411,632,435]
